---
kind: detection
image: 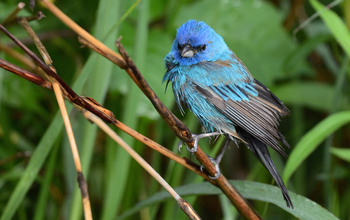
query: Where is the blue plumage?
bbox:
[163,20,293,208]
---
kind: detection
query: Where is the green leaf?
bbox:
[331,148,350,163]
[118,180,338,220]
[310,0,350,57]
[283,111,350,183]
[273,81,346,112]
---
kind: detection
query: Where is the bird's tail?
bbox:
[237,128,294,208]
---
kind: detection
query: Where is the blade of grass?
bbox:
[310,0,350,57]
[331,148,350,162]
[33,140,60,220]
[283,111,350,183]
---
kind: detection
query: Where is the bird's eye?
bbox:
[177,43,183,50]
[200,44,206,51]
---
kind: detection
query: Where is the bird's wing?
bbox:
[193,55,292,207]
[236,127,293,208]
[193,71,290,156]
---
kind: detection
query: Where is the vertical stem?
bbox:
[53,82,92,220]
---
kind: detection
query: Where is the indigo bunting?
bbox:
[163,20,293,208]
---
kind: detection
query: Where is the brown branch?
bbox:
[25,11,46,23]
[0,58,51,89]
[178,199,201,220]
[17,17,53,65]
[38,1,261,219]
[54,81,93,220]
[3,7,45,28]
[2,2,25,26]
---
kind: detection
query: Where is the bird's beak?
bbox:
[181,45,195,57]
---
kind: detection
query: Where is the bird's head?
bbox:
[170,20,229,66]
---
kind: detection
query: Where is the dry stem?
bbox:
[2,2,25,25]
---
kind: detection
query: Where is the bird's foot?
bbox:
[177,140,184,153]
[177,132,222,154]
[177,132,225,179]
[200,138,231,179]
[200,156,221,179]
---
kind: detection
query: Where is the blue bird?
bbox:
[163,20,293,208]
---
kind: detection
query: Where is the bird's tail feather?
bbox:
[237,128,294,208]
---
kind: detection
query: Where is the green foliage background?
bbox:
[0,0,349,219]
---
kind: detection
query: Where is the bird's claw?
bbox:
[200,156,221,179]
[178,132,222,154]
[178,135,199,153]
[177,132,224,179]
[178,140,183,154]
[186,136,199,153]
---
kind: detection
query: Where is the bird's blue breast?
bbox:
[163,52,258,132]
